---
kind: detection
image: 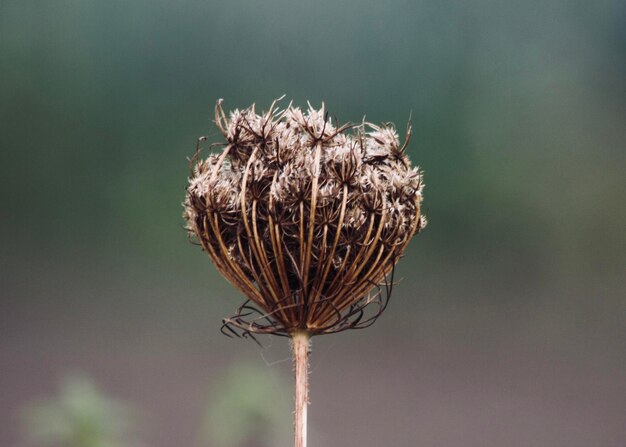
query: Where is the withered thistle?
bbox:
[184,98,426,447]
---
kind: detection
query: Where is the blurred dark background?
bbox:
[1,0,625,446]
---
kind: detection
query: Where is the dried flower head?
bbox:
[183,99,426,338]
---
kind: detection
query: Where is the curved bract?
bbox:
[184,99,426,337]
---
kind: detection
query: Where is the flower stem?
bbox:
[292,330,310,447]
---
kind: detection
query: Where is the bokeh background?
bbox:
[1,0,625,446]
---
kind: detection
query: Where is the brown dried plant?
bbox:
[184,99,426,337]
[183,98,426,447]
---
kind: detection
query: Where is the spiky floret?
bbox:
[184,99,426,338]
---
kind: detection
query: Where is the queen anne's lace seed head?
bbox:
[184,99,426,338]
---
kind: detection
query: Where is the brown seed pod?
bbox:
[183,99,426,339]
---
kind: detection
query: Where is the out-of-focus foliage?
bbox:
[21,374,140,447]
[200,363,291,447]
[1,0,624,279]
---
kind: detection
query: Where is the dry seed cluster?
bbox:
[184,99,426,337]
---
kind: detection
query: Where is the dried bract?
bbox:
[184,99,426,337]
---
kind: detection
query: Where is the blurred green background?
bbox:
[1,0,625,446]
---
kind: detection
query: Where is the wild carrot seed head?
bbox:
[184,99,426,338]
